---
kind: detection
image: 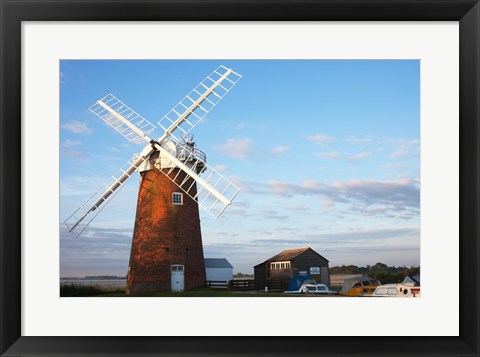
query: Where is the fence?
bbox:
[204,279,292,291]
[259,279,291,292]
[229,279,256,290]
[203,280,229,289]
[212,279,291,291]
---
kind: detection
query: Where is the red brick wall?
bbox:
[126,168,206,295]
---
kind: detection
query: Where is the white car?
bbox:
[285,283,337,294]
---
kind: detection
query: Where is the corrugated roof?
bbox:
[254,247,328,267]
[204,258,233,269]
[267,247,311,262]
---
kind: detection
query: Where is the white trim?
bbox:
[172,192,183,205]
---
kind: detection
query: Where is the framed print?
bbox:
[1,0,479,356]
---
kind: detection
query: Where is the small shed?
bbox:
[254,247,330,288]
[204,258,233,283]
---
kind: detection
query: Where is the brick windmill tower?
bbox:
[64,66,241,294]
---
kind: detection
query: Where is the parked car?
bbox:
[285,282,337,294]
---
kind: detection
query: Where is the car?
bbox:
[285,282,337,294]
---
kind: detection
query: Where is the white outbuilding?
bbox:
[204,258,233,284]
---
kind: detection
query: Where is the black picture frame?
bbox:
[1,0,479,356]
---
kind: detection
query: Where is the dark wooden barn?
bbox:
[254,247,330,289]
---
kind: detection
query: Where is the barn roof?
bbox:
[254,247,329,267]
[204,258,233,269]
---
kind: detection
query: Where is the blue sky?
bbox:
[60,60,420,277]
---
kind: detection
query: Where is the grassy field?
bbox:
[60,284,334,297]
[60,284,125,297]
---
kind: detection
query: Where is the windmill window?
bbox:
[172,192,183,205]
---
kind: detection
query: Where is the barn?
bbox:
[254,247,330,289]
[204,258,233,284]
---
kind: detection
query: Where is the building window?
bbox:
[270,261,291,269]
[172,192,183,205]
[171,264,184,272]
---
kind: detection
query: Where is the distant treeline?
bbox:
[61,275,127,280]
[329,263,420,284]
[233,273,254,279]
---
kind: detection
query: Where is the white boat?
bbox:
[371,273,420,298]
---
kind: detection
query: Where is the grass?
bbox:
[60,285,315,297]
[60,284,125,297]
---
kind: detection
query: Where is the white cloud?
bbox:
[347,152,371,161]
[307,134,334,146]
[285,204,311,213]
[389,139,420,158]
[105,146,121,153]
[215,138,288,161]
[62,139,82,148]
[268,145,288,157]
[344,135,374,143]
[322,199,335,208]
[229,176,260,194]
[314,151,341,159]
[60,176,106,197]
[62,149,89,159]
[332,178,420,210]
[254,177,419,219]
[266,180,328,196]
[215,137,254,159]
[314,151,371,161]
[213,164,228,172]
[258,209,289,221]
[61,120,92,135]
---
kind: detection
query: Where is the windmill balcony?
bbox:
[177,146,207,172]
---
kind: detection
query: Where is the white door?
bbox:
[171,264,185,292]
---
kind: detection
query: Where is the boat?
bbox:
[283,275,336,294]
[338,276,381,296]
[370,273,420,297]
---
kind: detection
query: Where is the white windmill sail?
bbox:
[157,65,241,142]
[64,66,241,236]
[64,154,150,237]
[89,93,157,144]
[154,139,240,218]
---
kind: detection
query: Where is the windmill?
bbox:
[64,66,242,294]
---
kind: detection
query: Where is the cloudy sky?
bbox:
[60,60,420,277]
